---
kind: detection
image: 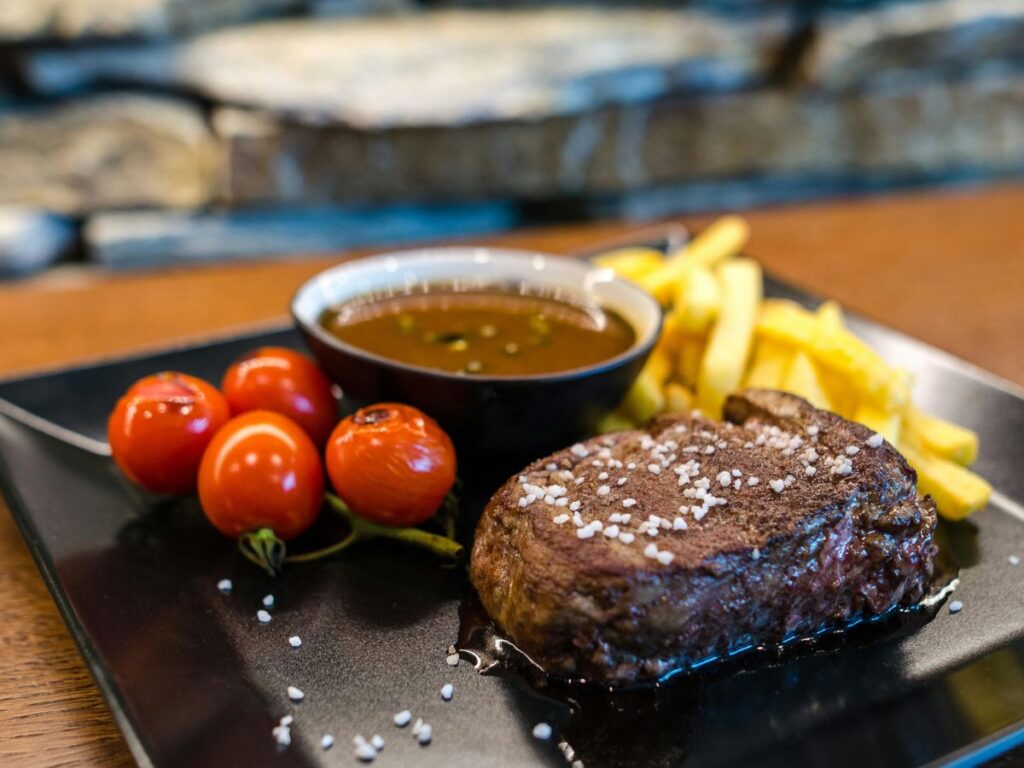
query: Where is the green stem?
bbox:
[434,490,459,539]
[284,527,360,564]
[291,493,462,563]
[238,527,287,577]
[237,495,463,576]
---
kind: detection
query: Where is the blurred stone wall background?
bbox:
[1,0,1022,276]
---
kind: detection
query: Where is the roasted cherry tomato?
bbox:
[221,347,337,445]
[326,403,456,527]
[108,372,230,495]
[198,411,324,540]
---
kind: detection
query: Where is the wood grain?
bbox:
[1,184,1022,766]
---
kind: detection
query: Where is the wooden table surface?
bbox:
[1,183,1023,766]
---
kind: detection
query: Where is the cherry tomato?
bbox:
[326,403,456,527]
[221,347,337,445]
[198,411,324,540]
[108,372,230,495]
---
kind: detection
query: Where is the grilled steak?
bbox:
[470,389,938,684]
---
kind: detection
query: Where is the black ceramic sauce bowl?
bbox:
[291,247,662,479]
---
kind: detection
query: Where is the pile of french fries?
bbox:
[596,215,991,521]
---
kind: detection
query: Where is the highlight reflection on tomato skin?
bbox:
[198,411,324,541]
[107,372,229,495]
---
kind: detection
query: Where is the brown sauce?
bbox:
[319,284,636,376]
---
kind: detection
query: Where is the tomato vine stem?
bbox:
[238,494,463,575]
[238,527,287,576]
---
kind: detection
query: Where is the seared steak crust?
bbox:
[470,390,937,684]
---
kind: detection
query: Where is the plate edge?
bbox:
[0,418,157,768]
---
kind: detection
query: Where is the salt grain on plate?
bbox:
[949,600,964,614]
[417,724,433,745]
[532,723,553,740]
[288,635,301,648]
[441,683,454,701]
[1010,555,1021,566]
[321,734,334,750]
[371,735,385,750]
[287,686,304,702]
[272,724,291,747]
[217,578,232,594]
[262,594,275,608]
[394,710,412,727]
[257,609,272,624]
[355,742,377,761]
[446,652,460,666]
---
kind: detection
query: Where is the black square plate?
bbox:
[2,235,1024,768]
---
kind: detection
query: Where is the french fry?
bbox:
[674,264,720,334]
[744,339,790,389]
[678,336,706,389]
[904,407,979,466]
[645,347,673,386]
[852,400,902,445]
[597,411,637,434]
[782,351,836,411]
[640,215,750,303]
[817,370,858,418]
[621,369,666,424]
[814,301,860,415]
[621,349,671,423]
[656,312,686,359]
[900,442,992,521]
[697,258,762,417]
[816,300,845,329]
[593,247,665,283]
[757,300,908,411]
[664,382,694,414]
